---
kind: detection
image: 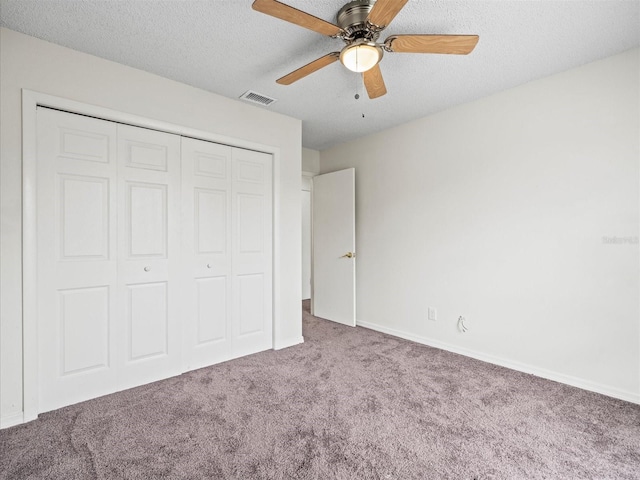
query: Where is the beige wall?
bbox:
[0,28,303,426]
[321,48,640,402]
[302,148,320,174]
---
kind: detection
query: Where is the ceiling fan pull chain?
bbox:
[352,74,365,118]
[359,76,365,118]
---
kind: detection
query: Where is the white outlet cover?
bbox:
[428,307,437,321]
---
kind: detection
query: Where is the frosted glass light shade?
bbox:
[340,43,382,73]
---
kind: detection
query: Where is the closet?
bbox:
[36,107,272,413]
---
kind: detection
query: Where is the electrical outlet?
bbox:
[428,307,437,322]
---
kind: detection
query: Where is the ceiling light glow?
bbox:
[340,42,383,72]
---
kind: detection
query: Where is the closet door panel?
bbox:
[195,188,227,255]
[59,175,110,259]
[127,182,168,257]
[127,282,169,360]
[59,286,111,374]
[36,108,118,413]
[237,273,265,336]
[181,138,233,370]
[195,276,227,344]
[116,124,182,390]
[231,148,273,358]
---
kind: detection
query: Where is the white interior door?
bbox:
[181,138,233,370]
[312,168,356,326]
[37,108,119,412]
[116,124,182,390]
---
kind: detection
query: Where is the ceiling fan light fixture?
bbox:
[340,42,383,72]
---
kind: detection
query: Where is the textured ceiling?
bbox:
[1,0,639,150]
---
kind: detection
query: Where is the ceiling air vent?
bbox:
[239,90,277,107]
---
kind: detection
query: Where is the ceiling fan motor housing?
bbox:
[337,0,380,43]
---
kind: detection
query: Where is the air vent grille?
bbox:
[239,90,277,107]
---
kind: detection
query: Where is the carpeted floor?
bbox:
[1,301,639,479]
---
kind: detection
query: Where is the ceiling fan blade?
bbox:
[367,0,409,29]
[363,64,387,99]
[252,0,342,37]
[277,53,340,85]
[386,34,479,54]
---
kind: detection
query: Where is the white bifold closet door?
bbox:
[181,138,272,370]
[37,108,182,412]
[36,108,272,414]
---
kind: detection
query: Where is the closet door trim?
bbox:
[22,89,281,423]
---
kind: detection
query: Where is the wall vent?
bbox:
[239,90,277,107]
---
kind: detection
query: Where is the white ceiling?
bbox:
[1,0,638,150]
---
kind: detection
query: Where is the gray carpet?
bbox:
[1,301,639,479]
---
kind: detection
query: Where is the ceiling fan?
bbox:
[252,0,479,99]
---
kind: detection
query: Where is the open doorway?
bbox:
[301,174,312,300]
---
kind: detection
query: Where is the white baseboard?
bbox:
[273,336,304,350]
[356,320,640,405]
[0,412,24,430]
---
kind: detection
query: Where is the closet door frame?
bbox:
[22,89,281,423]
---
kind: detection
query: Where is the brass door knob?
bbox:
[340,252,355,259]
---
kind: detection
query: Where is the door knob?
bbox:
[340,252,355,259]
[144,266,151,272]
[206,264,212,269]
